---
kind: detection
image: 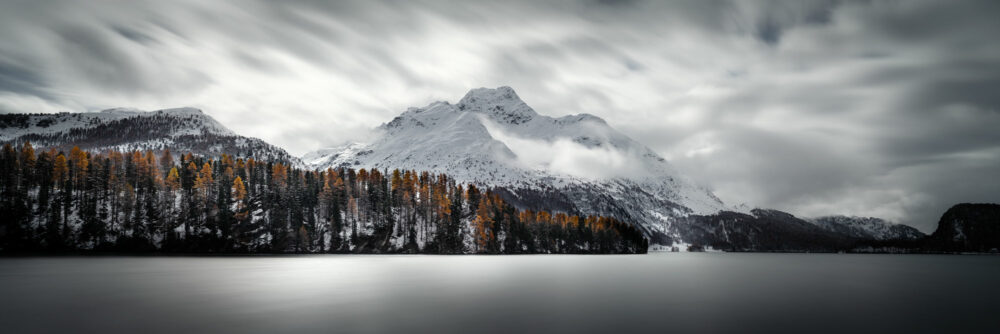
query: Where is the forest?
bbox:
[0,142,647,254]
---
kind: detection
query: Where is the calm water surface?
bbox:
[1,253,998,333]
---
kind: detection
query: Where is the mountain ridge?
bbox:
[0,87,936,251]
[808,215,925,241]
[303,86,936,249]
[303,86,744,245]
[0,107,300,164]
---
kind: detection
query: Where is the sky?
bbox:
[0,0,998,232]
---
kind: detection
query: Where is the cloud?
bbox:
[0,0,998,232]
[479,116,649,180]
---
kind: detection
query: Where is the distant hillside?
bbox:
[925,203,1000,252]
[675,209,856,252]
[0,107,299,165]
[808,216,925,241]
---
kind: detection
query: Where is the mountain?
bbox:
[925,203,1000,252]
[305,86,736,246]
[0,89,964,253]
[808,216,925,241]
[674,209,858,252]
[0,107,299,164]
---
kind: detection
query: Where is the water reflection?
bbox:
[1,254,998,333]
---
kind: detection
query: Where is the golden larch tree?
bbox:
[232,176,249,224]
[53,154,68,185]
[473,197,494,252]
[165,167,181,191]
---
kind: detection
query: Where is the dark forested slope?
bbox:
[925,203,1000,252]
[0,143,646,254]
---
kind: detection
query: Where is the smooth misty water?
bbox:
[1,254,998,334]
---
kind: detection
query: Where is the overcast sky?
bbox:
[1,0,998,232]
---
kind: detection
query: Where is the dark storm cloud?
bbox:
[0,0,997,231]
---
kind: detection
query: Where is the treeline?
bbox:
[0,143,647,254]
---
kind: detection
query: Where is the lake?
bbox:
[1,254,998,333]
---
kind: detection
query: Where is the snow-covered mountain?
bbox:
[0,107,299,164]
[305,86,731,245]
[809,216,925,241]
[0,89,933,250]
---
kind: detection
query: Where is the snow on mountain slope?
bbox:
[305,86,730,244]
[0,107,235,140]
[809,216,926,241]
[0,107,299,164]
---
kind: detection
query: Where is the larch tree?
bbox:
[159,149,174,178]
[0,145,647,254]
[473,197,494,253]
[52,154,68,188]
[232,175,250,247]
[165,167,181,192]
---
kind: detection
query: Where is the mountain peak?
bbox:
[457,86,536,124]
[303,85,735,246]
[460,86,519,101]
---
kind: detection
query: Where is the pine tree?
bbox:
[19,142,35,191]
[1,144,28,250]
[1,146,646,254]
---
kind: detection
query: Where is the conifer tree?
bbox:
[159,149,174,178]
[0,146,646,254]
[473,197,494,253]
[165,167,181,191]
